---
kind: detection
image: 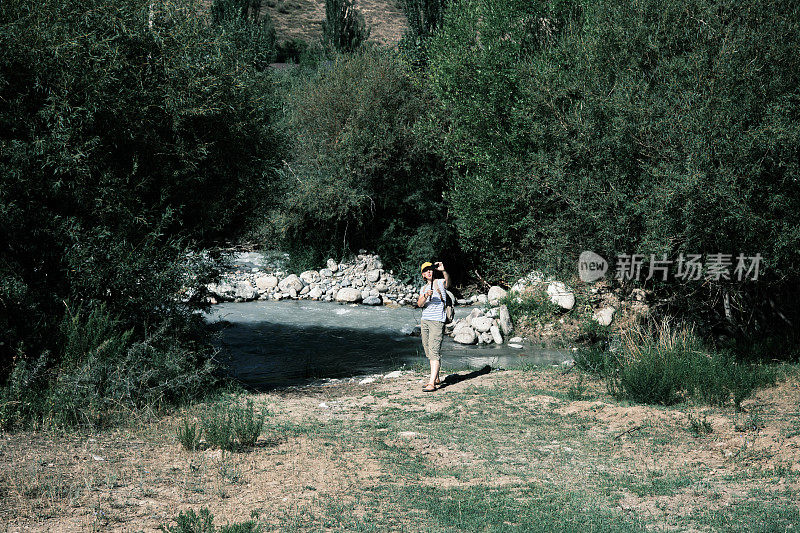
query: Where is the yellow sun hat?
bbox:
[420,262,433,272]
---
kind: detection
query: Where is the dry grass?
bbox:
[2,368,799,531]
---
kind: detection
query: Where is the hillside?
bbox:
[262,0,409,47]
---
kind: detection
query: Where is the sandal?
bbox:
[422,383,437,392]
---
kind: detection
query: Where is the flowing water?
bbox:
[206,300,572,389]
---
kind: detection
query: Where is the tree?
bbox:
[323,0,370,54]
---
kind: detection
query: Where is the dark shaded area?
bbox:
[213,321,422,390]
[438,364,492,389]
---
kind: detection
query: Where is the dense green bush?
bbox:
[201,399,265,451]
[606,321,777,407]
[0,0,284,427]
[267,49,454,279]
[428,0,800,331]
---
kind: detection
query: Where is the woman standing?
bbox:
[416,261,450,392]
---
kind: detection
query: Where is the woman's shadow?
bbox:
[438,364,492,389]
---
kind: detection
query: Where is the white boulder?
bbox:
[498,305,513,335]
[300,270,320,284]
[593,307,616,326]
[279,274,304,292]
[308,287,323,299]
[453,327,478,345]
[336,288,362,303]
[487,286,507,305]
[472,317,495,333]
[255,275,279,291]
[546,281,575,310]
[490,325,503,344]
[234,281,257,300]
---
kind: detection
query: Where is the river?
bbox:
[205,300,572,389]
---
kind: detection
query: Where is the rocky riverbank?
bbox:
[205,251,635,346]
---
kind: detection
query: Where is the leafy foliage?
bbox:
[201,399,265,451]
[0,0,283,427]
[427,0,800,330]
[268,50,454,278]
[606,321,777,407]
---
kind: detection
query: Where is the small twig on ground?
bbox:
[614,425,644,440]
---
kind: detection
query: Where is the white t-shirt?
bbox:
[420,279,447,322]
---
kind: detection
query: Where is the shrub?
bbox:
[201,400,265,451]
[160,508,215,533]
[268,49,452,279]
[231,400,265,448]
[276,38,309,63]
[573,347,612,375]
[576,319,612,348]
[160,507,263,533]
[687,413,713,436]
[498,290,560,330]
[202,406,236,451]
[608,320,777,407]
[0,0,283,427]
[177,419,203,451]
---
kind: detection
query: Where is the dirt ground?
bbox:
[1,368,799,531]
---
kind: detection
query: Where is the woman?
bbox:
[416,261,450,392]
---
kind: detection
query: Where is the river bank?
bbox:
[205,250,638,348]
[2,366,799,531]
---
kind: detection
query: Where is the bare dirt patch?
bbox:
[2,368,799,531]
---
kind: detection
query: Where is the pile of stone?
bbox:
[448,304,514,345]
[207,253,421,306]
[511,270,620,326]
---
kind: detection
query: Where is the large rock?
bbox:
[308,287,323,300]
[546,281,575,310]
[234,281,258,301]
[487,286,508,305]
[319,268,333,278]
[453,327,478,345]
[279,274,304,292]
[366,269,382,283]
[336,288,362,303]
[326,258,339,273]
[593,306,616,326]
[299,270,320,284]
[363,295,383,306]
[490,325,503,344]
[207,281,236,301]
[255,275,278,291]
[498,305,513,336]
[472,316,494,333]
